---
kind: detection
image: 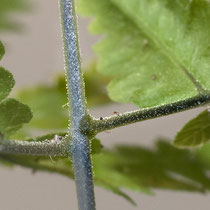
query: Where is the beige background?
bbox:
[0,0,210,209]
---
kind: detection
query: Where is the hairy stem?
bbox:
[60,0,96,210]
[91,94,210,133]
[0,135,68,156]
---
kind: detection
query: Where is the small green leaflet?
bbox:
[0,42,32,137]
[78,0,210,108]
[174,110,210,147]
[1,139,210,205]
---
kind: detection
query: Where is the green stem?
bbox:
[0,135,68,156]
[60,0,96,210]
[91,94,210,133]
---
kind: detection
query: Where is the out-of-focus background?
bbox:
[0,0,210,209]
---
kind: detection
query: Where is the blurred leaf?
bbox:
[2,138,210,204]
[0,148,133,204]
[93,140,210,195]
[174,110,210,147]
[17,83,69,131]
[16,63,110,134]
[78,0,210,108]
[0,0,29,32]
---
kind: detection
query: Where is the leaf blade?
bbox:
[78,0,210,108]
[174,110,210,147]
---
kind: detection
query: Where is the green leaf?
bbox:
[78,0,210,108]
[93,140,210,195]
[0,98,32,137]
[2,139,210,205]
[0,67,15,101]
[16,63,110,133]
[174,110,210,147]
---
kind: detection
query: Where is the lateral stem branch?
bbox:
[91,94,210,133]
[0,135,68,156]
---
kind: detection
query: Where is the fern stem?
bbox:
[91,94,210,133]
[60,0,96,210]
[0,135,67,156]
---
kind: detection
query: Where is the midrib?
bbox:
[110,0,206,94]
